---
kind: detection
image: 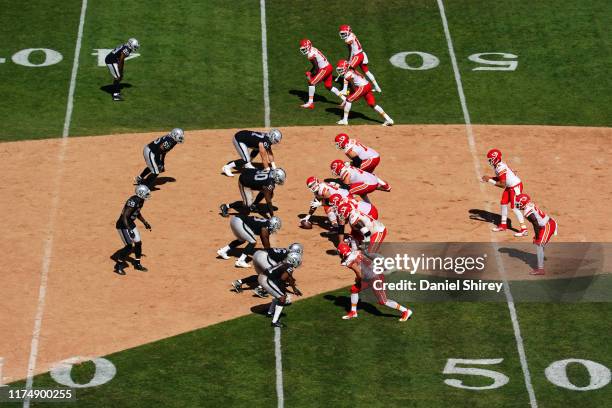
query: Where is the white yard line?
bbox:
[260,0,271,128]
[274,327,285,408]
[260,1,283,406]
[435,1,538,407]
[23,1,88,407]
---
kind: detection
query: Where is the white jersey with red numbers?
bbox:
[494,161,521,188]
[342,251,379,279]
[348,209,385,234]
[344,33,364,58]
[307,47,330,69]
[340,196,372,215]
[315,182,350,200]
[522,203,550,227]
[344,139,379,160]
[344,70,369,87]
[341,166,378,185]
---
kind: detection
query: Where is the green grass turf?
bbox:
[0,0,83,140]
[13,287,610,407]
[2,0,610,140]
[444,0,612,126]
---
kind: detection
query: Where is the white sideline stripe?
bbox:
[23,2,87,407]
[260,1,282,405]
[62,0,88,137]
[274,327,284,408]
[436,1,538,407]
[260,0,271,128]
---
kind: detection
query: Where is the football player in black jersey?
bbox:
[105,38,139,101]
[221,129,282,176]
[111,185,152,275]
[219,167,286,217]
[231,242,303,295]
[134,128,184,188]
[216,215,282,268]
[257,251,303,327]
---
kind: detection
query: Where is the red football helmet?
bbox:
[515,193,531,210]
[339,25,352,40]
[487,148,502,166]
[336,59,349,76]
[335,133,350,149]
[299,39,312,55]
[337,202,353,220]
[328,193,343,207]
[337,242,352,258]
[330,159,345,176]
[306,176,320,192]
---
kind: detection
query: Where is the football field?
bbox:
[0,1,610,407]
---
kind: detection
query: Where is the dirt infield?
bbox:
[1,124,610,383]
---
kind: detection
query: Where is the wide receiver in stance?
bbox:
[334,133,381,172]
[515,194,558,275]
[337,242,412,321]
[299,39,345,109]
[338,25,382,92]
[481,148,528,236]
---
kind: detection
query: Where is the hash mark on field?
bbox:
[436,1,538,407]
[23,1,88,407]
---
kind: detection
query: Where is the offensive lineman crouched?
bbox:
[135,128,184,188]
[220,167,286,218]
[105,38,139,101]
[112,185,152,275]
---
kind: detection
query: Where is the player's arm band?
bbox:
[488,178,497,185]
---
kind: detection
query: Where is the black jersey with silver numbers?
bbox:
[239,169,275,191]
[147,135,177,156]
[234,130,272,150]
[105,44,132,64]
[238,215,269,236]
[266,262,294,281]
[115,195,144,229]
[264,248,289,264]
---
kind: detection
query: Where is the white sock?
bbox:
[366,71,381,90]
[272,304,284,323]
[536,246,545,269]
[350,293,359,312]
[343,102,352,120]
[220,245,230,253]
[307,85,315,103]
[501,205,509,224]
[238,253,247,262]
[384,299,407,313]
[374,105,391,121]
[513,208,526,226]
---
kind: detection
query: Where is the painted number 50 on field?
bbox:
[390,51,518,71]
[443,358,611,391]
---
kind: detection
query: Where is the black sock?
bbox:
[229,239,245,249]
[250,149,259,159]
[113,80,121,95]
[241,275,259,288]
[139,168,151,179]
[244,242,256,256]
[134,242,142,260]
[144,173,158,187]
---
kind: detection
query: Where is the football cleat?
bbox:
[342,311,358,320]
[399,309,413,322]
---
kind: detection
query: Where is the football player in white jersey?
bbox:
[335,60,393,126]
[299,39,346,109]
[481,149,528,236]
[515,194,558,275]
[338,25,382,92]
